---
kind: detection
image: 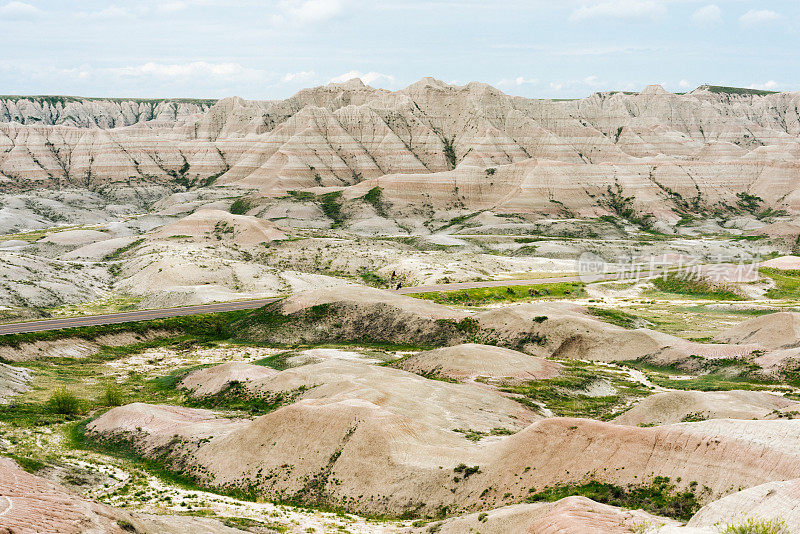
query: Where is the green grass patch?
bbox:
[587,307,641,329]
[413,282,585,307]
[761,268,800,300]
[2,453,47,473]
[625,359,786,391]
[651,274,743,301]
[500,360,649,420]
[318,191,345,227]
[230,197,256,215]
[702,85,778,96]
[721,518,789,534]
[102,238,145,262]
[527,477,700,521]
[362,187,388,217]
[0,310,249,348]
[185,381,310,415]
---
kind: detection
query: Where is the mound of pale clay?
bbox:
[185,358,538,432]
[614,390,800,426]
[761,255,800,270]
[399,343,562,383]
[414,497,679,534]
[748,221,800,240]
[152,209,285,245]
[0,457,242,534]
[180,362,279,397]
[0,363,30,402]
[754,346,800,373]
[89,398,475,516]
[0,332,169,363]
[88,403,249,453]
[278,285,466,320]
[40,229,109,246]
[715,312,800,350]
[88,404,800,516]
[687,478,800,529]
[474,302,758,363]
[240,286,470,346]
[0,338,101,362]
[62,235,141,261]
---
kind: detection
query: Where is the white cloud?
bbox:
[113,61,270,83]
[739,9,782,28]
[748,80,781,91]
[691,4,721,29]
[678,79,691,89]
[584,75,601,86]
[330,70,394,87]
[274,0,344,25]
[282,70,317,83]
[0,1,42,18]
[570,1,666,22]
[497,77,538,87]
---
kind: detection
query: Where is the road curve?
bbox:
[0,270,642,336]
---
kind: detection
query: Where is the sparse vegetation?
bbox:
[527,477,701,521]
[442,136,457,168]
[318,191,345,227]
[587,307,642,329]
[101,384,125,407]
[47,387,83,415]
[414,282,585,306]
[102,238,145,262]
[721,518,789,534]
[501,360,649,419]
[761,268,800,300]
[626,359,781,392]
[362,186,388,217]
[230,197,256,215]
[651,273,743,301]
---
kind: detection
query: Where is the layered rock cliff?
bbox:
[0,96,214,128]
[1,80,799,219]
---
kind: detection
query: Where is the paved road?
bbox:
[0,269,657,335]
[0,298,279,335]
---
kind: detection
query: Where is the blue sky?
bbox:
[1,0,798,99]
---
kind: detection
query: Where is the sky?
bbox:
[0,0,798,100]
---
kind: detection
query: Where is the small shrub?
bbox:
[47,387,82,415]
[101,384,125,407]
[117,519,137,532]
[230,197,255,215]
[453,463,481,478]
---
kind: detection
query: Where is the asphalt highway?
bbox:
[0,270,643,335]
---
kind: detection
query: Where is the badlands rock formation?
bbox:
[179,359,539,432]
[715,311,800,349]
[613,390,800,426]
[411,498,680,534]
[151,208,286,244]
[398,343,562,383]
[2,80,800,223]
[686,477,800,528]
[88,402,800,516]
[0,457,241,534]
[0,96,213,127]
[247,287,762,366]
